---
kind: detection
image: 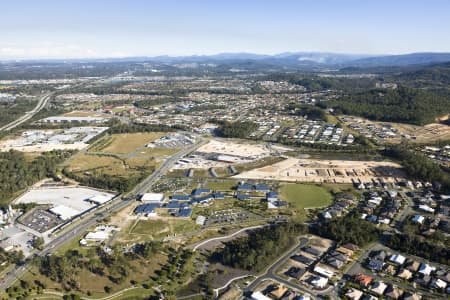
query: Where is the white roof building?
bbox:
[412,215,425,224]
[430,278,447,289]
[88,194,113,204]
[345,288,363,300]
[418,205,435,213]
[50,205,80,220]
[370,281,387,295]
[310,276,328,288]
[196,215,206,226]
[389,254,406,265]
[140,193,164,202]
[84,231,109,241]
[418,263,435,276]
[313,266,334,278]
[251,291,271,300]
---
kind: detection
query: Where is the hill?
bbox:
[327,86,450,125]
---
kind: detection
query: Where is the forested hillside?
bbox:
[0,150,72,206]
[394,62,450,87]
[327,86,450,125]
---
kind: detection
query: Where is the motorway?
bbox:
[0,93,51,132]
[0,137,207,291]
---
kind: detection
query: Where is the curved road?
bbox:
[192,225,265,251]
[244,237,316,299]
[0,93,51,132]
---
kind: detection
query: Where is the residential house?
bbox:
[286,267,304,280]
[302,246,323,257]
[370,281,388,296]
[405,260,420,272]
[383,285,403,300]
[418,263,435,276]
[396,268,413,280]
[270,285,288,299]
[389,254,406,265]
[401,291,421,300]
[309,276,328,289]
[354,274,373,287]
[291,254,314,266]
[345,288,363,300]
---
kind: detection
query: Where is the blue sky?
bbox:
[1,0,450,59]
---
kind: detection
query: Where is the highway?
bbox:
[0,93,51,132]
[0,137,206,291]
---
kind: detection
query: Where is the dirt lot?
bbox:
[197,139,289,158]
[234,157,405,183]
[393,123,450,143]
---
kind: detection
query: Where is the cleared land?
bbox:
[279,184,333,209]
[67,154,158,177]
[68,154,122,174]
[130,218,200,240]
[234,157,405,183]
[99,132,166,154]
[197,139,272,157]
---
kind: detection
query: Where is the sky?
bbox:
[1,0,450,59]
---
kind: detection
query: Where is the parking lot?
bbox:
[205,209,254,226]
[19,208,63,233]
[147,133,195,148]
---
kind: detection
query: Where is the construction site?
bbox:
[234,157,406,184]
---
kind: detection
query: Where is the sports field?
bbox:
[279,183,333,209]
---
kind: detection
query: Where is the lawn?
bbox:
[279,183,333,209]
[100,132,166,154]
[131,218,200,239]
[206,179,238,191]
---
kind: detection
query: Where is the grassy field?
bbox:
[140,147,180,157]
[279,183,333,209]
[131,218,200,239]
[321,183,357,195]
[63,111,108,118]
[235,156,285,173]
[100,132,166,154]
[66,153,157,178]
[206,179,238,191]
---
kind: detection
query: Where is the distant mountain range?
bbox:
[4,52,450,68]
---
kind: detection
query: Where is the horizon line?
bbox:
[2,50,450,62]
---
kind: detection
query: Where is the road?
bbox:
[0,93,51,132]
[345,242,441,299]
[0,137,206,291]
[244,237,316,299]
[192,225,265,252]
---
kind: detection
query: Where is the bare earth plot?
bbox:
[393,123,450,143]
[234,157,405,183]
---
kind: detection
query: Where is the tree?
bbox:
[32,237,44,250]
